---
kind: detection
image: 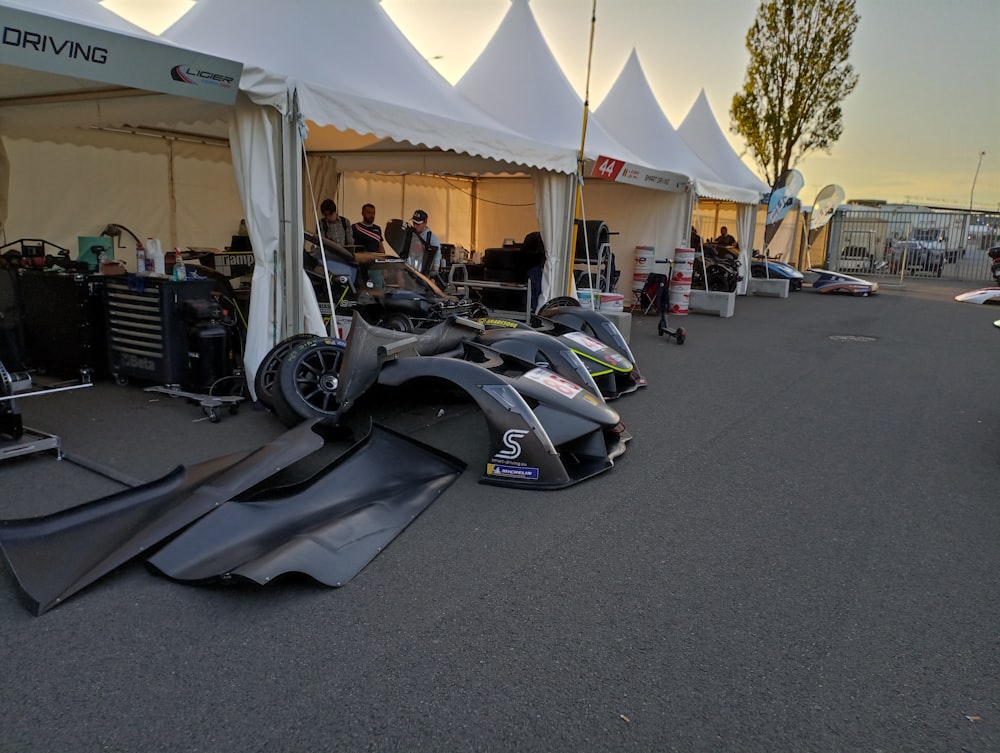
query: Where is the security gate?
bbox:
[823,206,1000,282]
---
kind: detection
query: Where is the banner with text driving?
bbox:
[0,6,242,105]
[589,155,688,193]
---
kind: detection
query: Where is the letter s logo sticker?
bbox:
[496,429,530,460]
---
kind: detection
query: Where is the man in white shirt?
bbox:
[406,209,442,276]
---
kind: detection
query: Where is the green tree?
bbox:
[731,0,860,185]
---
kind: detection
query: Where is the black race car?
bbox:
[307,247,485,332]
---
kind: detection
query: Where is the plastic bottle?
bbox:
[172,248,187,281]
[150,239,166,275]
[136,241,147,276]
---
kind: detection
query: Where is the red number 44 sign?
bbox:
[591,156,624,180]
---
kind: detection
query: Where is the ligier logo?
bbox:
[171,65,234,89]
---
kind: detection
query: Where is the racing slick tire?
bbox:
[254,333,320,411]
[271,337,348,428]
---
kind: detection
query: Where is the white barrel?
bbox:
[633,246,655,288]
[671,247,695,286]
[667,284,690,316]
[667,247,694,316]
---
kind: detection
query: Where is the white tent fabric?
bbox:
[0,0,310,394]
[162,0,582,344]
[455,0,652,166]
[678,90,770,286]
[162,0,576,175]
[6,0,157,36]
[594,50,761,205]
[678,90,770,196]
[455,0,692,295]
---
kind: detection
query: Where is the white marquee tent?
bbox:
[1,0,583,391]
[594,50,759,206]
[677,89,770,197]
[593,50,765,292]
[455,0,693,297]
[675,89,771,288]
[161,0,594,336]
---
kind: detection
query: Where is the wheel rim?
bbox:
[285,342,345,417]
[384,314,413,332]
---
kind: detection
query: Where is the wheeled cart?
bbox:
[144,385,244,423]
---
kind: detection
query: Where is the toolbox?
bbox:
[105,276,215,386]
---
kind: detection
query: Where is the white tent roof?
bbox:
[4,0,154,36]
[594,50,760,204]
[454,0,655,169]
[161,0,575,174]
[677,90,769,195]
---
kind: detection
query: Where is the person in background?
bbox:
[522,231,546,312]
[690,226,703,253]
[714,226,737,247]
[319,199,354,250]
[406,209,442,277]
[352,203,386,253]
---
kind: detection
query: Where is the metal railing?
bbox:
[822,207,1000,283]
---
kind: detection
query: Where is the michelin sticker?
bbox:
[487,463,540,480]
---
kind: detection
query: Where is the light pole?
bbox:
[970,151,986,212]
[967,151,985,256]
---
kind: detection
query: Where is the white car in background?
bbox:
[838,245,874,272]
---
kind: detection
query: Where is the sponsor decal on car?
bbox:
[478,318,520,328]
[524,368,582,397]
[562,331,603,350]
[486,463,540,480]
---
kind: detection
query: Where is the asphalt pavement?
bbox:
[1,277,997,753]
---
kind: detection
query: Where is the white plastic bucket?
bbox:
[633,246,655,288]
[578,288,599,308]
[599,293,624,312]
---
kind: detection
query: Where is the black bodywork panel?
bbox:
[0,422,463,614]
[147,425,464,587]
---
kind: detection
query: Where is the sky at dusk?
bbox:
[108,0,1000,210]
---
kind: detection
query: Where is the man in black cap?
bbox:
[405,209,442,277]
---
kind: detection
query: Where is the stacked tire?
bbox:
[574,220,611,291]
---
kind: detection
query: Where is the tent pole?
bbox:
[567,0,598,295]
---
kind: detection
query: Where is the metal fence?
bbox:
[822,207,1000,283]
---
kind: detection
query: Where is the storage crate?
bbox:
[20,270,107,378]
